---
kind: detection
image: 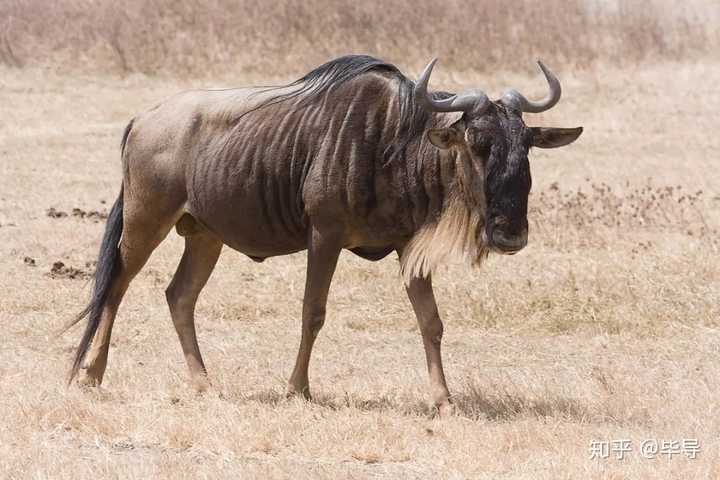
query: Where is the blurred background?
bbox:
[1,0,717,76]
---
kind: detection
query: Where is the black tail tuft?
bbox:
[66,187,124,384]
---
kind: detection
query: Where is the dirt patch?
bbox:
[71,208,108,221]
[46,207,108,222]
[45,207,67,218]
[47,261,93,280]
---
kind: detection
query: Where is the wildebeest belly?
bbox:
[187,200,309,257]
[348,246,395,261]
[186,150,309,257]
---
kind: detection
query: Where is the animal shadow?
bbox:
[239,384,591,422]
[451,384,591,421]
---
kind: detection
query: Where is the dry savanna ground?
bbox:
[1,57,719,478]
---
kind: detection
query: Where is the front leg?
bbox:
[404,273,453,415]
[287,225,342,399]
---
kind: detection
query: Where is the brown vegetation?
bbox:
[0,0,718,76]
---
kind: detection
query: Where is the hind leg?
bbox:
[165,228,222,392]
[80,212,178,385]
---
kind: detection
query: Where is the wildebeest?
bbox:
[67,55,581,414]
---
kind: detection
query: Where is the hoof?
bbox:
[437,401,455,418]
[286,385,312,401]
[77,369,103,388]
[191,375,212,394]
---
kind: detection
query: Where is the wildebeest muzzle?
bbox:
[485,215,528,254]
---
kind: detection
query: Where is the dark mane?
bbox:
[251,54,402,108]
[240,54,451,164]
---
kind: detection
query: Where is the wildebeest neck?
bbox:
[398,115,486,281]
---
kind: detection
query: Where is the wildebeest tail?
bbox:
[65,186,123,383]
[64,121,133,383]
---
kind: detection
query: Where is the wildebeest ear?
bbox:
[427,128,463,150]
[531,127,583,149]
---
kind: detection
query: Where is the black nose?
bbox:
[492,228,528,253]
[487,217,528,253]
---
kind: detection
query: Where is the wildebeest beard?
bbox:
[399,139,490,283]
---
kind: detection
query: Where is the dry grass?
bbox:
[1,0,718,76]
[2,2,720,477]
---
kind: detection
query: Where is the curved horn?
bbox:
[501,61,561,113]
[415,58,489,113]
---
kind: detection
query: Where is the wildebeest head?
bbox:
[415,60,582,255]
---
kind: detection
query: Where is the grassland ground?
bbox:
[1,60,719,478]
